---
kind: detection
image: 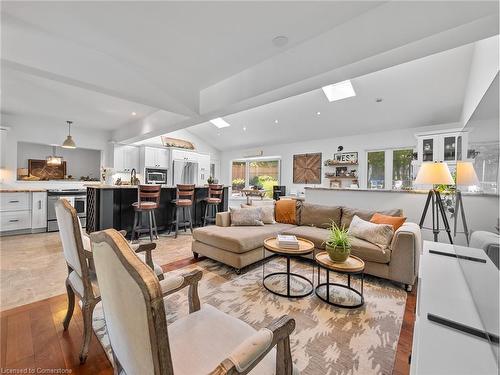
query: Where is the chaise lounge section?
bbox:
[192,202,422,290]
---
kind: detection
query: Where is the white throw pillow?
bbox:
[348,215,394,249]
[241,204,275,224]
[230,207,264,226]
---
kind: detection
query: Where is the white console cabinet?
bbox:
[0,191,48,234]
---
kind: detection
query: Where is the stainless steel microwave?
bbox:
[145,168,168,184]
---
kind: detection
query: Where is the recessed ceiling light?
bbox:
[316,111,321,116]
[274,119,279,124]
[210,117,231,128]
[375,98,383,103]
[217,132,221,136]
[272,35,289,47]
[131,112,137,116]
[321,80,356,102]
[243,126,247,131]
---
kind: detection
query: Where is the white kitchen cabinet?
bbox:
[0,192,32,233]
[31,192,47,230]
[416,130,468,164]
[114,144,139,172]
[142,147,169,169]
[171,149,199,162]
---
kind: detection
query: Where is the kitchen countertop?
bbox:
[0,188,47,192]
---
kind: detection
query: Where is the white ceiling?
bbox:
[1,1,497,143]
[186,43,475,151]
[1,68,157,130]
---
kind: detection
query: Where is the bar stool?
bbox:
[131,185,160,242]
[203,184,223,226]
[170,184,195,238]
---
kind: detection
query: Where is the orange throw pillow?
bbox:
[275,199,296,224]
[370,213,406,231]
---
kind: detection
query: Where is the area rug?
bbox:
[92,258,407,375]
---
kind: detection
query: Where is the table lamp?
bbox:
[414,162,455,243]
[454,161,480,245]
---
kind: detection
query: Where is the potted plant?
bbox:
[324,221,351,263]
[207,176,215,184]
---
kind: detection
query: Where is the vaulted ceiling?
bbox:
[1,1,498,143]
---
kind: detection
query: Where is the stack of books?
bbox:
[277,234,299,249]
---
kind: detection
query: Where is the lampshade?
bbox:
[456,161,479,186]
[62,135,76,149]
[414,162,454,185]
[61,120,76,149]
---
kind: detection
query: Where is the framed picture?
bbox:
[293,153,322,184]
[333,152,358,164]
[28,159,67,180]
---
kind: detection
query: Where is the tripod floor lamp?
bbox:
[415,162,455,243]
[454,161,480,246]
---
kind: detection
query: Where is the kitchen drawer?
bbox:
[0,192,30,211]
[0,210,31,231]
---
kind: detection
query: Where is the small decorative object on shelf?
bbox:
[324,221,351,263]
[207,176,215,184]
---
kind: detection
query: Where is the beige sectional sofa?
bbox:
[192,202,422,290]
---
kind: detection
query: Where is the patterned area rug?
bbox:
[93,258,406,374]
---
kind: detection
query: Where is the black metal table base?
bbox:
[315,266,364,308]
[262,254,314,298]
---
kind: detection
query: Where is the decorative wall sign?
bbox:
[333,152,358,164]
[28,159,67,180]
[293,153,322,184]
[161,136,195,150]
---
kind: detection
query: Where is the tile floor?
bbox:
[0,231,194,311]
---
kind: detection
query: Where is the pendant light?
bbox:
[46,146,63,166]
[62,120,76,149]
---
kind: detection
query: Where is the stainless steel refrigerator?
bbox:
[172,160,199,185]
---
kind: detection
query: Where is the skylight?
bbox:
[210,117,231,128]
[321,80,356,102]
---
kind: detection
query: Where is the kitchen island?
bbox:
[86,185,228,236]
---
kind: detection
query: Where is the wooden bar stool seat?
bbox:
[169,184,195,238]
[203,184,223,226]
[132,185,161,242]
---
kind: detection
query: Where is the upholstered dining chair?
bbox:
[90,228,297,375]
[55,199,166,363]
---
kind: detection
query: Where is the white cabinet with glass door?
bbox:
[416,130,468,164]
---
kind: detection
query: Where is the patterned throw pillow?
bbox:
[348,215,394,249]
[241,204,275,224]
[230,207,264,226]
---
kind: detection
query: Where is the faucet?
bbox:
[130,168,137,185]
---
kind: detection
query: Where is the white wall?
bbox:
[0,114,112,185]
[461,35,499,126]
[220,122,460,193]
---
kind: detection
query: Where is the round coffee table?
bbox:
[262,237,315,298]
[315,252,365,308]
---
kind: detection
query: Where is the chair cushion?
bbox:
[350,236,391,264]
[341,207,403,228]
[132,201,158,210]
[168,305,277,375]
[192,223,296,253]
[298,202,341,229]
[176,199,193,206]
[281,226,329,250]
[206,197,222,204]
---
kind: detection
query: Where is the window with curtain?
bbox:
[392,149,413,190]
[367,151,385,189]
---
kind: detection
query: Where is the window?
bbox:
[367,151,385,189]
[231,158,280,198]
[392,149,413,190]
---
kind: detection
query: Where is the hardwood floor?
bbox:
[1,257,416,374]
